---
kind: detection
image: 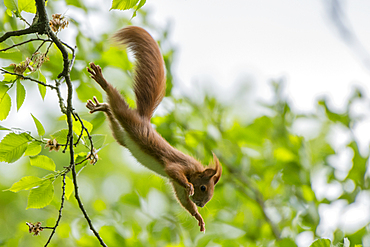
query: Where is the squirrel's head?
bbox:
[189,153,222,207]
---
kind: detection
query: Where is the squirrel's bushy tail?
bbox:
[113,26,166,120]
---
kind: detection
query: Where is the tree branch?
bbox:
[0,38,52,52]
[71,164,107,246]
[0,25,41,43]
[44,174,67,247]
[0,68,57,90]
[0,0,106,244]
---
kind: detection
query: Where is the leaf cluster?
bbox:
[0,0,369,247]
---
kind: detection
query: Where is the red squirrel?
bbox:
[86,26,221,232]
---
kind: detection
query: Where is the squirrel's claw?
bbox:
[187,183,194,197]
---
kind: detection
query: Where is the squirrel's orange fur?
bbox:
[86,26,221,232]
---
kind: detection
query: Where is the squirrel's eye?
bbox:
[200,185,206,192]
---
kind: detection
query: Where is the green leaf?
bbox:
[2,73,17,82]
[0,132,32,163]
[31,113,45,136]
[5,176,43,192]
[309,239,331,247]
[29,155,56,171]
[0,125,10,130]
[18,0,36,13]
[75,152,88,166]
[73,118,93,137]
[65,0,86,9]
[347,141,367,188]
[274,147,296,162]
[25,141,42,156]
[101,46,131,70]
[16,78,26,111]
[132,0,146,18]
[64,176,74,200]
[51,129,69,144]
[37,70,47,100]
[0,85,12,120]
[76,81,102,103]
[111,0,139,10]
[277,238,297,247]
[90,134,106,149]
[4,0,20,16]
[318,99,350,127]
[27,179,54,209]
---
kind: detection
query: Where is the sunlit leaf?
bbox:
[51,129,69,144]
[4,0,20,16]
[64,176,74,200]
[347,141,367,188]
[309,239,331,247]
[29,155,56,171]
[73,118,93,137]
[111,0,139,10]
[5,176,43,192]
[75,152,88,166]
[25,141,42,156]
[18,0,36,13]
[132,0,146,18]
[0,132,32,163]
[0,85,12,120]
[274,147,295,162]
[2,73,17,82]
[277,238,297,247]
[16,80,26,111]
[30,113,45,136]
[0,125,10,130]
[37,70,47,100]
[27,179,54,209]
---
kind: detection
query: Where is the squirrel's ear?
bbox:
[203,153,222,184]
[211,153,222,185]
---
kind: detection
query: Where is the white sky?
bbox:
[144,0,370,113]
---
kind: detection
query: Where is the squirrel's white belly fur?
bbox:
[122,131,167,177]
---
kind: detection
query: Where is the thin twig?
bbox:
[44,174,67,247]
[0,68,57,90]
[74,112,97,164]
[30,40,48,61]
[0,38,52,52]
[71,164,107,246]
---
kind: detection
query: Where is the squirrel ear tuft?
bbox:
[203,153,222,184]
[211,153,222,185]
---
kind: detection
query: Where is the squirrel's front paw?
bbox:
[186,183,194,196]
[194,212,205,232]
[86,96,108,113]
[87,63,108,90]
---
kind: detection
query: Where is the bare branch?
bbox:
[0,68,57,90]
[0,25,41,43]
[0,38,52,52]
[44,174,67,247]
[71,164,107,246]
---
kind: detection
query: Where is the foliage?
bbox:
[0,0,369,246]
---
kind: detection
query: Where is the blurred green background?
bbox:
[1,1,370,246]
